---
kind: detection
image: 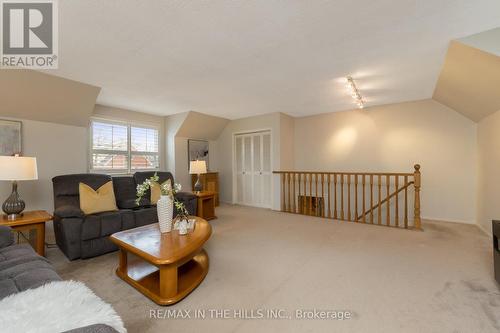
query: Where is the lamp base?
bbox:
[2,181,25,218]
[3,213,23,221]
[194,174,203,193]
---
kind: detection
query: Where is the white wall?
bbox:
[279,113,295,170]
[165,112,188,177]
[0,118,88,212]
[477,108,500,234]
[293,99,477,224]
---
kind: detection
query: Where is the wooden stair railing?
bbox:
[273,164,422,230]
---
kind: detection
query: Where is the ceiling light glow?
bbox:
[345,76,364,109]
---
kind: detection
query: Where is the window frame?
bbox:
[89,118,161,174]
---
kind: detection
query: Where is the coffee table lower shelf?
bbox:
[116,249,209,305]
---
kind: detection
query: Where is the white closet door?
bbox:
[234,130,271,208]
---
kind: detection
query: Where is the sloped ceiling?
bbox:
[458,27,500,56]
[176,111,229,140]
[0,70,100,127]
[45,0,500,119]
[433,40,500,122]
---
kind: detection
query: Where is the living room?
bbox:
[0,1,500,332]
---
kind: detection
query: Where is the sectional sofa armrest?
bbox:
[0,225,14,249]
[54,205,85,218]
[53,215,83,260]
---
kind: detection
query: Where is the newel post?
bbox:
[413,164,421,230]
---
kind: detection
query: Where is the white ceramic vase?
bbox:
[157,195,173,233]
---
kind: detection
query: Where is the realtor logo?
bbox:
[1,0,58,68]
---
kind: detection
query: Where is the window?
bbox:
[90,119,160,173]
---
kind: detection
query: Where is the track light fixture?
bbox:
[345,76,364,109]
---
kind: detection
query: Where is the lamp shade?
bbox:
[189,160,207,175]
[0,156,38,181]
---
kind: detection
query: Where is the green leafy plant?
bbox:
[135,173,188,218]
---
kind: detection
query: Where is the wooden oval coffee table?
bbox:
[110,217,211,305]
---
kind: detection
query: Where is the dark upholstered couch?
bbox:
[0,226,120,333]
[0,226,61,299]
[52,171,197,260]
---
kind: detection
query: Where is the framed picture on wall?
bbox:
[0,119,22,156]
[188,139,209,170]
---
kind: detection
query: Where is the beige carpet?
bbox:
[47,204,500,333]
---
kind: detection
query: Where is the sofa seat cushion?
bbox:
[0,244,48,271]
[133,207,158,227]
[81,210,135,241]
[0,259,61,299]
[0,244,40,262]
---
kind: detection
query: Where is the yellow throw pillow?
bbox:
[79,181,118,215]
[150,179,171,204]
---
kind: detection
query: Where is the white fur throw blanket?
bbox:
[0,281,126,333]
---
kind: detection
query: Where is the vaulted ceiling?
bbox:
[47,1,500,119]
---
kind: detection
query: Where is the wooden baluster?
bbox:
[303,173,307,214]
[340,174,344,220]
[315,173,318,216]
[404,175,408,228]
[281,173,285,211]
[354,175,358,222]
[327,174,332,218]
[377,175,382,225]
[292,173,296,213]
[362,175,366,223]
[287,173,291,213]
[321,174,325,217]
[296,173,300,214]
[395,176,399,227]
[334,174,338,219]
[414,164,421,230]
[370,175,374,224]
[386,175,390,226]
[347,175,351,221]
[308,173,312,215]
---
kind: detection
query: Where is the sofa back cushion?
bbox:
[79,181,118,215]
[112,176,147,209]
[133,172,174,205]
[52,174,112,210]
[133,172,174,187]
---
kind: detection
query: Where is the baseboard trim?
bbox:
[421,216,474,225]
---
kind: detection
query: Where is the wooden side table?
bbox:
[0,210,52,256]
[193,191,217,221]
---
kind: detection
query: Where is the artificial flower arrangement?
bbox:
[136,173,190,232]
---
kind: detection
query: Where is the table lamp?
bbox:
[189,160,207,193]
[0,156,38,220]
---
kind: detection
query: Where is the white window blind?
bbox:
[90,119,160,173]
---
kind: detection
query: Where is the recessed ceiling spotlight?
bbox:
[345,76,364,109]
